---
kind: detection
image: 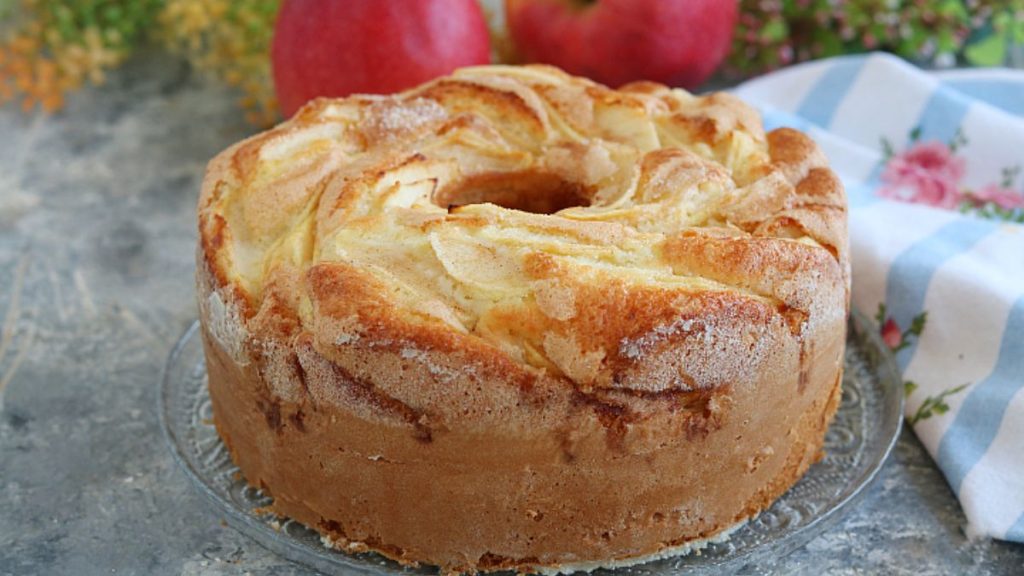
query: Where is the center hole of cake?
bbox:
[434,171,591,215]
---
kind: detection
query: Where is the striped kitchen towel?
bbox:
[733,53,1024,543]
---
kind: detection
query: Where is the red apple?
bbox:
[272,0,491,117]
[505,0,737,89]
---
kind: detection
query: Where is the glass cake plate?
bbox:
[159,309,903,575]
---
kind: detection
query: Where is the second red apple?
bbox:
[506,0,737,89]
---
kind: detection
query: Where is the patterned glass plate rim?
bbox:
[159,309,903,575]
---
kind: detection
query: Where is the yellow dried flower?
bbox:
[0,0,159,113]
[159,0,279,126]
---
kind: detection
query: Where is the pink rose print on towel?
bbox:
[969,183,1024,210]
[878,140,966,209]
[878,130,1024,223]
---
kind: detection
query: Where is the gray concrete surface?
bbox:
[1,53,1022,576]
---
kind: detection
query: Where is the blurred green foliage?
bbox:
[729,0,1024,76]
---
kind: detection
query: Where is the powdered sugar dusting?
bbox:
[397,344,470,383]
[333,314,363,346]
[203,289,249,366]
[258,338,304,402]
[616,307,776,392]
[362,98,447,146]
[619,317,697,360]
[335,332,359,346]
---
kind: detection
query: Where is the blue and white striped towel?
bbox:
[733,53,1024,543]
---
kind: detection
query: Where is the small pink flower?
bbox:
[881,318,902,349]
[878,141,966,209]
[969,184,1024,210]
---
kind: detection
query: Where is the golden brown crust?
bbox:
[196,64,849,573]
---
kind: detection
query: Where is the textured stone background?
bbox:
[1,53,1022,576]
